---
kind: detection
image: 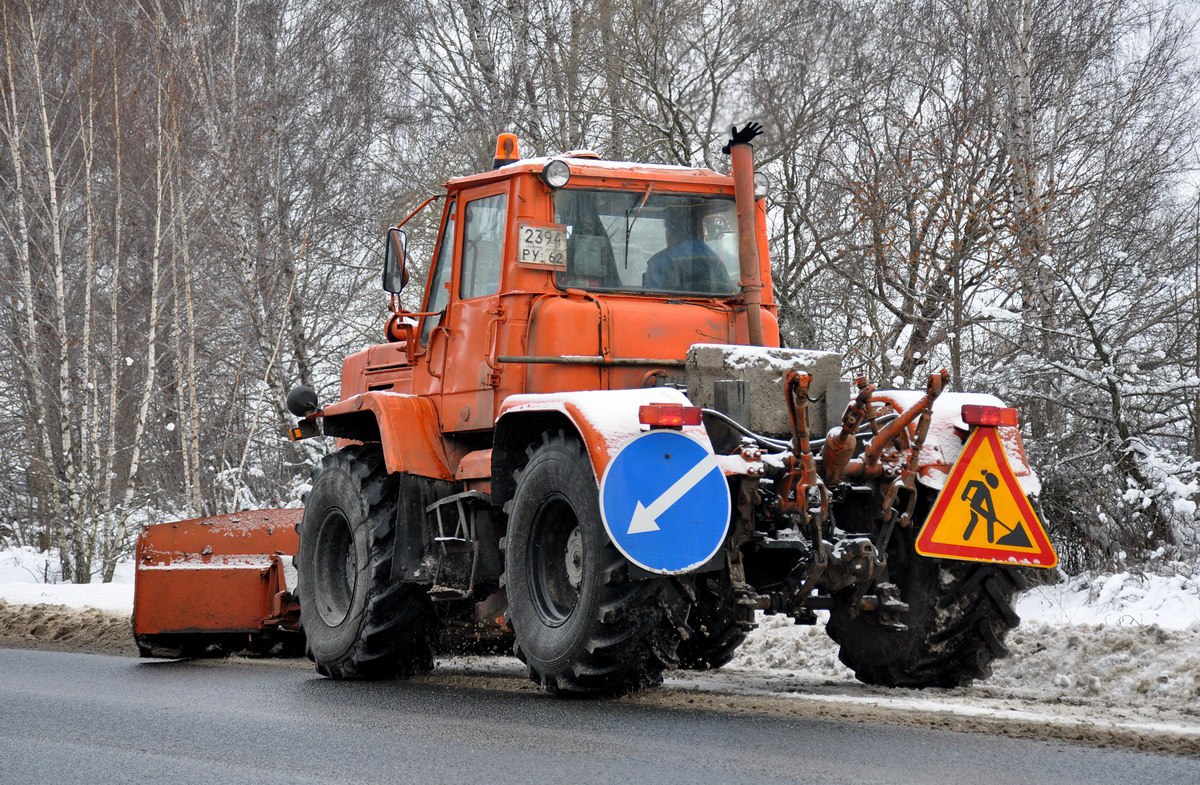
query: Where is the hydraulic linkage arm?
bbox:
[768,368,950,628]
[841,369,950,628]
[779,371,828,550]
[819,376,876,487]
[870,368,950,560]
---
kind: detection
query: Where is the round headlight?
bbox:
[753,171,769,200]
[542,159,571,189]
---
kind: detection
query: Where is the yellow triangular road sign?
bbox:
[916,426,1057,568]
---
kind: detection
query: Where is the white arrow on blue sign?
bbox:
[599,429,732,575]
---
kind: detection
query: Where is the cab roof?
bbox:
[444,156,734,191]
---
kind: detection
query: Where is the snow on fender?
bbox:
[873,389,1042,497]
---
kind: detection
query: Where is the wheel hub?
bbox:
[527,496,582,627]
[564,527,583,589]
[313,510,357,627]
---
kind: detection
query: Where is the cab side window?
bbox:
[420,200,456,346]
[460,193,508,299]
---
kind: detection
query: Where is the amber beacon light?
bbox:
[493,133,520,169]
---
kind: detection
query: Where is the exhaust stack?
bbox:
[724,122,765,346]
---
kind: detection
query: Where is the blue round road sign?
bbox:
[599,430,732,575]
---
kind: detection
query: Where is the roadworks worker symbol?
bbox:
[916,426,1057,568]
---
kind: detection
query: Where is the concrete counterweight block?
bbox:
[685,343,848,438]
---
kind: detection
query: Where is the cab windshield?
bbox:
[553,189,739,296]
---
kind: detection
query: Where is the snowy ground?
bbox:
[0,546,134,613]
[3,544,1199,751]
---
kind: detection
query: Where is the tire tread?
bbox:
[297,445,435,680]
[505,432,693,697]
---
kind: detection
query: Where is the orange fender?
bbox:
[497,388,715,483]
[320,391,454,480]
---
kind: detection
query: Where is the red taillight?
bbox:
[961,404,1019,427]
[639,404,703,429]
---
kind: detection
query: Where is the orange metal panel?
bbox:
[321,391,454,479]
[134,564,275,634]
[132,509,301,636]
[340,347,372,399]
[135,509,301,562]
[455,449,492,480]
[441,287,504,431]
[522,295,603,393]
[600,296,735,385]
[455,448,493,494]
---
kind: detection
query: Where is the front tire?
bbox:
[296,446,435,679]
[504,431,691,696]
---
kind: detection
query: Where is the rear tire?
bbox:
[826,522,1026,688]
[677,572,749,670]
[296,446,435,679]
[503,431,691,696]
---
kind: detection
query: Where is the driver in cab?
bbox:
[642,209,730,294]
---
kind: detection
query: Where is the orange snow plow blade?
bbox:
[132,508,304,658]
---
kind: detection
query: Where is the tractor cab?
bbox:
[363,136,780,433]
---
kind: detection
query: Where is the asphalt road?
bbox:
[1,647,1197,785]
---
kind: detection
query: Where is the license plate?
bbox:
[517,222,568,270]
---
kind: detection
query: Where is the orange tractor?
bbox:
[133,125,1054,693]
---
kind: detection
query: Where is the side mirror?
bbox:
[382,227,409,293]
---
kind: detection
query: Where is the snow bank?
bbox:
[0,600,134,655]
[725,568,1200,681]
[0,546,62,583]
[0,546,134,613]
[722,571,1200,729]
[729,613,1200,715]
[0,545,135,584]
[0,582,134,613]
[729,614,850,679]
[1017,570,1200,629]
[999,622,1200,711]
